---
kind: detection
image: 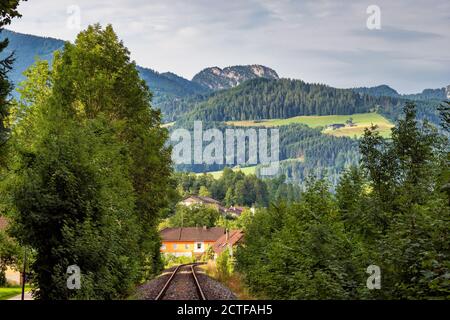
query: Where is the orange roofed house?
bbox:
[160,227,243,258]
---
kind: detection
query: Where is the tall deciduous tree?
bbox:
[4,24,172,299]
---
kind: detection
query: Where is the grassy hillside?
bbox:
[227,112,394,138]
[196,165,258,179]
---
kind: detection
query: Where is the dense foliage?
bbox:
[167,205,221,228]
[184,78,404,122]
[236,103,450,299]
[174,168,302,208]
[1,25,172,299]
[0,1,24,164]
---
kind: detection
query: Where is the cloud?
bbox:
[353,26,443,42]
[8,0,450,93]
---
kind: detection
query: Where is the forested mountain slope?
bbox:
[183,78,404,122]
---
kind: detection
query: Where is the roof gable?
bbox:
[160,227,226,242]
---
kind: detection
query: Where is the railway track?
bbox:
[155,263,207,300]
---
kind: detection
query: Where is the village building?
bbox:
[160,227,226,257]
[327,123,346,130]
[212,229,244,258]
[0,216,21,285]
[226,206,245,218]
[179,195,248,217]
[160,227,243,259]
[179,195,227,214]
[0,216,8,231]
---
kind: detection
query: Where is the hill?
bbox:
[0,29,210,106]
[183,78,404,122]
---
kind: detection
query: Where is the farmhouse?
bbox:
[160,227,244,258]
[212,229,244,258]
[226,206,245,217]
[327,123,345,130]
[160,227,226,257]
[180,195,227,214]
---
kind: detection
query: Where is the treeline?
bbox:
[1,25,172,299]
[236,103,450,299]
[173,168,302,208]
[181,78,404,122]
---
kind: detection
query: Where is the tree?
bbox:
[198,186,211,197]
[3,25,172,299]
[0,0,24,165]
[168,205,220,228]
[0,229,20,286]
[357,103,449,298]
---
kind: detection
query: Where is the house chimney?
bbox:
[203,226,207,230]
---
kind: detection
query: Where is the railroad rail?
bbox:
[155,263,207,300]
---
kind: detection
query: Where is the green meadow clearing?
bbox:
[196,165,258,179]
[195,158,306,179]
[226,112,394,138]
[0,286,30,300]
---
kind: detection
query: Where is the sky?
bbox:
[9,0,450,94]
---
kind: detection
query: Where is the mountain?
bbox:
[353,84,449,101]
[136,66,208,101]
[182,78,403,122]
[353,85,400,98]
[0,29,209,104]
[403,87,448,101]
[0,29,65,88]
[192,65,279,90]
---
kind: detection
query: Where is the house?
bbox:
[212,229,244,258]
[225,206,245,218]
[0,216,9,231]
[327,123,345,130]
[160,227,227,257]
[0,216,21,285]
[179,195,227,214]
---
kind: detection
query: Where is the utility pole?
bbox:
[21,247,27,300]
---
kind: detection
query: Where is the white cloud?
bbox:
[9,0,450,93]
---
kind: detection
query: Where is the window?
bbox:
[173,244,177,250]
[185,244,190,249]
[161,244,166,250]
[197,243,202,250]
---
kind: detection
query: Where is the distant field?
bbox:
[196,166,257,179]
[195,158,306,179]
[226,113,394,138]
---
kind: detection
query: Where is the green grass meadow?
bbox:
[227,112,394,138]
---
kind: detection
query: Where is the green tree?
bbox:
[0,0,24,165]
[198,186,211,197]
[168,205,220,228]
[3,25,172,299]
[357,103,449,298]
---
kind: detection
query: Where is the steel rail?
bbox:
[155,263,207,300]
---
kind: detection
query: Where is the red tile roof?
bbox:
[160,227,226,242]
[213,230,244,254]
[0,216,9,231]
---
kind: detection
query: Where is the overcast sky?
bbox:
[9,0,450,93]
